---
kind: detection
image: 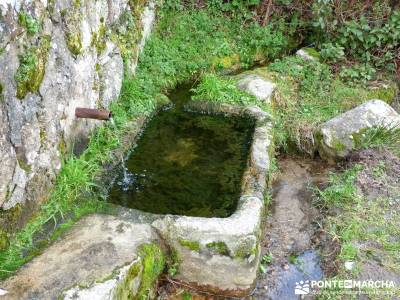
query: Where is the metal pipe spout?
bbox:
[75,108,112,120]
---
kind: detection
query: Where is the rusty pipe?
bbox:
[75,108,112,120]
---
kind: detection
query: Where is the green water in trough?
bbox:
[108,84,254,217]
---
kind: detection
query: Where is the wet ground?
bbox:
[252,156,332,300]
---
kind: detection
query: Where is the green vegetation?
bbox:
[136,243,165,299]
[91,21,107,55]
[61,7,83,56]
[314,165,362,209]
[15,36,51,99]
[167,247,180,276]
[193,55,397,154]
[110,11,140,64]
[261,252,273,264]
[179,239,200,252]
[315,162,400,298]
[265,56,397,153]
[114,243,165,299]
[192,74,258,106]
[206,241,230,256]
[18,12,40,35]
[264,0,400,79]
[356,125,400,157]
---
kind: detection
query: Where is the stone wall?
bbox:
[0,0,155,229]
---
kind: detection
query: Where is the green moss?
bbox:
[135,243,165,300]
[110,11,141,65]
[179,239,200,252]
[58,137,66,156]
[303,47,321,61]
[212,54,240,70]
[128,0,147,18]
[17,158,32,172]
[39,128,46,145]
[0,230,9,251]
[114,260,142,299]
[91,22,107,55]
[66,32,82,56]
[206,241,229,256]
[365,84,398,104]
[15,36,51,99]
[62,6,83,56]
[331,138,346,152]
[0,204,23,235]
[18,11,40,35]
[167,247,180,276]
[234,240,257,259]
[72,0,81,9]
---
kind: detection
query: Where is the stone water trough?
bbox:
[1,101,273,299]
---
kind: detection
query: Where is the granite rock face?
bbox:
[316,99,400,159]
[0,0,155,227]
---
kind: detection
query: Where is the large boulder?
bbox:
[316,99,400,159]
[236,74,275,103]
[0,214,163,300]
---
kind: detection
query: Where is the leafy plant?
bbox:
[262,252,273,264]
[339,64,376,85]
[18,12,40,35]
[320,42,345,63]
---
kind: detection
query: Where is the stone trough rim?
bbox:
[114,99,272,222]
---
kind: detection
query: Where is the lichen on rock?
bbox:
[15,35,51,99]
[61,6,83,56]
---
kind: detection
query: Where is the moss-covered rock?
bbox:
[206,241,230,256]
[15,36,51,99]
[178,239,200,252]
[18,11,40,35]
[61,7,83,56]
[134,243,165,299]
[114,260,142,300]
[91,20,106,55]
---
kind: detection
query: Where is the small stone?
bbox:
[237,74,275,103]
[283,264,290,270]
[344,261,354,270]
[296,48,320,62]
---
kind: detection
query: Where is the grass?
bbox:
[357,125,400,157]
[192,55,398,155]
[0,6,292,279]
[315,163,400,299]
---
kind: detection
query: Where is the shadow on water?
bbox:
[108,83,255,217]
